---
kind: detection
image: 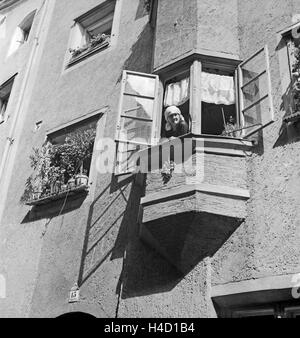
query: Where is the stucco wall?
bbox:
[0,0,155,318]
[212,0,300,287]
[153,0,239,70]
[0,0,42,168]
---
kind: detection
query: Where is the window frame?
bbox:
[114,70,160,175]
[114,48,274,175]
[0,75,16,125]
[7,10,36,57]
[67,0,119,67]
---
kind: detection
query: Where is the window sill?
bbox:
[25,184,89,207]
[67,41,110,67]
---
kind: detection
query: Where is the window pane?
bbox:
[116,142,141,174]
[242,73,268,108]
[122,95,154,120]
[125,73,156,97]
[119,117,152,144]
[240,50,266,85]
[243,96,270,134]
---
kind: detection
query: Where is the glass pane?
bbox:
[122,95,154,120]
[116,142,140,174]
[243,96,270,134]
[241,49,266,85]
[119,117,152,144]
[125,73,156,97]
[242,72,268,108]
[115,142,148,174]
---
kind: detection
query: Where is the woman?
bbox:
[164,105,189,138]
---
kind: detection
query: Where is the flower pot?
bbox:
[67,177,76,189]
[75,174,89,186]
[50,180,62,194]
[32,191,42,200]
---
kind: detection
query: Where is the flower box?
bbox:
[26,184,89,206]
[68,34,110,66]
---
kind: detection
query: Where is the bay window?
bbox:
[115,46,274,174]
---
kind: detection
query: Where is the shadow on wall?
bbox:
[116,23,154,84]
[77,174,144,286]
[135,0,151,20]
[120,212,243,299]
[21,192,88,224]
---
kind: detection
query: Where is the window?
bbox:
[0,76,15,124]
[68,0,117,65]
[280,21,300,123]
[115,70,159,175]
[7,10,36,57]
[47,118,98,184]
[230,303,300,318]
[115,46,274,174]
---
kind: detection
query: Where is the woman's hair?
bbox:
[164,106,185,131]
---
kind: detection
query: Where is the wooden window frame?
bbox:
[114,47,274,175]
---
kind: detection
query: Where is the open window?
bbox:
[161,69,191,137]
[7,10,36,57]
[280,21,300,123]
[229,303,300,319]
[115,70,159,175]
[0,75,15,124]
[68,0,116,65]
[238,46,274,137]
[115,46,274,175]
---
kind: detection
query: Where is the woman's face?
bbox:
[169,113,180,127]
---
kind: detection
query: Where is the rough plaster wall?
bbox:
[153,0,239,70]
[212,0,300,286]
[0,0,42,170]
[0,0,154,317]
[196,0,239,57]
[153,0,198,69]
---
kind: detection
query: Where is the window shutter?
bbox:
[238,45,274,138]
[115,70,159,175]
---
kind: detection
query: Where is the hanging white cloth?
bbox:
[164,77,190,107]
[201,72,235,105]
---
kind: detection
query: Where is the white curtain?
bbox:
[201,72,235,105]
[164,77,190,107]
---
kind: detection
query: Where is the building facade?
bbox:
[0,0,300,318]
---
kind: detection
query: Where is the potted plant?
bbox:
[75,169,89,186]
[22,127,96,203]
[292,46,300,114]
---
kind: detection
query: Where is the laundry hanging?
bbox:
[201,72,235,105]
[164,77,190,107]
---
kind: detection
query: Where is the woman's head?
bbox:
[164,106,185,131]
